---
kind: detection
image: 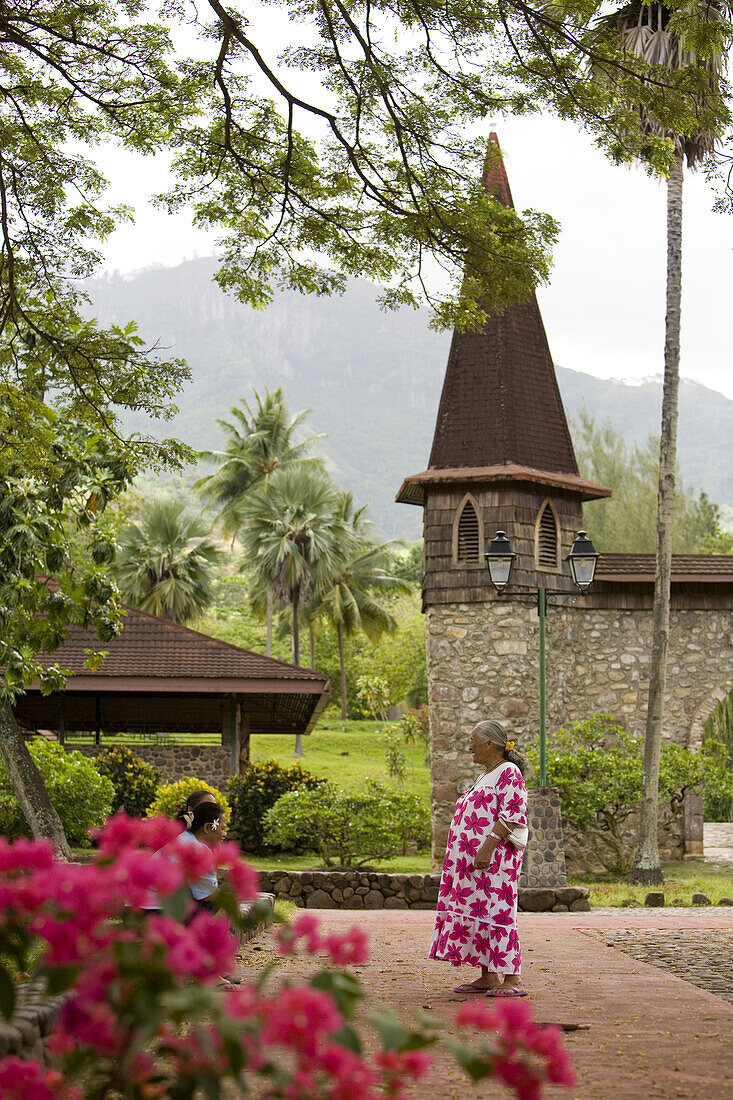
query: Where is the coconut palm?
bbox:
[601,0,731,884]
[197,387,323,653]
[113,499,222,624]
[311,493,410,718]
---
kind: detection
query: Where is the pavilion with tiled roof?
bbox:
[13,604,331,775]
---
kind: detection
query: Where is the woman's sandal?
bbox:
[453,982,495,994]
[485,987,529,997]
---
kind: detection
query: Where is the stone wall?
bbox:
[256,869,589,913]
[0,982,62,1060]
[426,601,733,862]
[563,808,684,873]
[77,744,231,789]
[519,788,566,888]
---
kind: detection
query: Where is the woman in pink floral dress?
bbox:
[430,720,528,996]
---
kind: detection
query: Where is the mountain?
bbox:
[87,258,733,539]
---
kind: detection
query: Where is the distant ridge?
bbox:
[87,258,733,539]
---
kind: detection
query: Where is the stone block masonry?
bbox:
[256,870,590,913]
[426,600,733,865]
[77,744,231,790]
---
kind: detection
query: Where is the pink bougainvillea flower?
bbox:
[262,986,342,1058]
[0,1056,81,1100]
[323,927,370,967]
[223,858,259,902]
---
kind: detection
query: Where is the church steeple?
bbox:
[397,134,609,605]
[428,133,580,478]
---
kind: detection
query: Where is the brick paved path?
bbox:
[239,908,733,1100]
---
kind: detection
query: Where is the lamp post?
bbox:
[484,529,599,785]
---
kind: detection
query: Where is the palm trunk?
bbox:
[337,623,348,720]
[292,584,300,667]
[0,702,72,859]
[292,584,303,756]
[266,587,273,657]
[629,149,684,885]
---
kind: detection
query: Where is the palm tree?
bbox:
[311,493,410,718]
[237,464,350,666]
[237,464,350,755]
[602,1,730,884]
[197,387,323,653]
[113,499,222,624]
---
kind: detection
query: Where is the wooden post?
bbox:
[238,709,251,773]
[59,695,66,747]
[222,695,237,777]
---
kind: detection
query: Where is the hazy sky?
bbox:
[99,112,733,400]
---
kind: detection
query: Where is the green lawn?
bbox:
[575,860,733,907]
[250,719,431,800]
[246,852,432,874]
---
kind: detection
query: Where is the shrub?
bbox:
[0,740,114,848]
[700,735,733,821]
[0,820,575,1100]
[94,746,161,817]
[147,778,230,821]
[263,778,431,866]
[228,760,326,852]
[383,727,407,784]
[529,712,733,873]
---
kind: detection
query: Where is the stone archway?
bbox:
[688,680,733,750]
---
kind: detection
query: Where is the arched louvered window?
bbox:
[536,502,559,570]
[456,500,480,563]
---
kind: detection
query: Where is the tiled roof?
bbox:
[36,604,329,687]
[597,554,733,582]
[425,134,592,488]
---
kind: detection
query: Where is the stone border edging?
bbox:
[256,870,590,912]
[0,981,63,1060]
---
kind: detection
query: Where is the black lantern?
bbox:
[484,530,516,592]
[566,530,599,593]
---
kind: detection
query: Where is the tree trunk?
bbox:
[338,623,348,720]
[0,702,72,860]
[292,584,300,667]
[292,585,303,756]
[266,587,273,657]
[629,150,684,885]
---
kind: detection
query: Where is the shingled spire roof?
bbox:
[398,134,610,506]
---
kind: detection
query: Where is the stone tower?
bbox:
[396,134,610,866]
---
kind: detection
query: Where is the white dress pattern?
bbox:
[429,762,527,975]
